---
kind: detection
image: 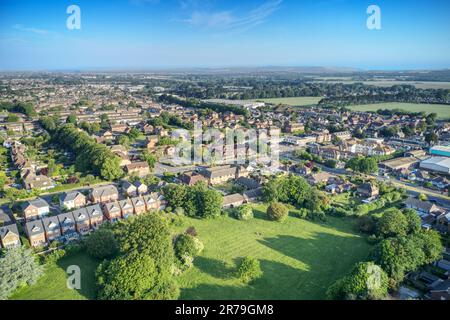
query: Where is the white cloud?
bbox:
[12,24,51,36]
[181,0,282,32]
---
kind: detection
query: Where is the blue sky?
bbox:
[0,0,449,71]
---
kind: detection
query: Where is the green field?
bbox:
[252,97,322,106]
[10,205,371,300]
[176,204,371,300]
[346,103,450,119]
[11,252,99,300]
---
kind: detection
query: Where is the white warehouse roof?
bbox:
[420,157,450,174]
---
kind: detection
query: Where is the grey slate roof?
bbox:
[72,208,90,223]
[21,198,49,210]
[86,204,103,219]
[91,185,118,198]
[0,224,19,240]
[42,216,61,233]
[60,191,85,203]
[58,212,76,227]
[25,220,45,237]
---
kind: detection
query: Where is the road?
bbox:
[281,150,450,209]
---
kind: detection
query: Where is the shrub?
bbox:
[174,234,199,261]
[236,257,263,284]
[235,204,254,221]
[44,249,66,264]
[267,202,288,222]
[185,226,198,237]
[306,210,326,222]
[85,228,118,259]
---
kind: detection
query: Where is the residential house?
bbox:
[222,194,246,209]
[59,191,86,210]
[203,165,236,185]
[134,181,148,195]
[72,208,91,235]
[122,180,138,197]
[42,216,62,242]
[25,220,46,247]
[143,193,167,211]
[86,204,104,230]
[131,196,147,215]
[21,198,50,221]
[90,185,119,203]
[103,201,122,222]
[22,173,55,191]
[243,188,263,202]
[119,199,134,219]
[404,197,440,215]
[58,212,77,236]
[357,183,380,198]
[125,162,150,178]
[307,172,335,185]
[180,171,208,186]
[0,224,21,249]
[428,280,450,300]
[146,135,159,151]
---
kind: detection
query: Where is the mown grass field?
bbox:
[10,252,99,300]
[175,204,371,300]
[9,205,371,300]
[251,97,322,106]
[346,103,450,119]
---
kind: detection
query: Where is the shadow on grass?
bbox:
[181,231,371,300]
[56,252,100,300]
[194,256,236,280]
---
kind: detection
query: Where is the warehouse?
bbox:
[420,157,450,175]
[430,145,450,158]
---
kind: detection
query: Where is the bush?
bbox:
[267,202,288,222]
[306,210,326,222]
[85,228,118,259]
[236,257,263,284]
[235,204,254,221]
[185,226,198,237]
[44,249,66,264]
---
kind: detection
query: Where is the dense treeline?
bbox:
[40,118,123,180]
[166,80,450,104]
[0,101,37,117]
[158,94,249,116]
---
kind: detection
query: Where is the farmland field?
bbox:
[313,80,450,90]
[251,97,322,106]
[346,103,450,119]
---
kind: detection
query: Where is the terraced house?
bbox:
[59,191,87,210]
[103,201,122,222]
[42,216,61,242]
[0,224,21,249]
[90,185,119,203]
[86,204,104,229]
[25,220,46,247]
[21,198,50,221]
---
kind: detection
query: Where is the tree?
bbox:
[5,113,19,123]
[377,209,408,238]
[267,202,288,222]
[66,114,77,125]
[418,193,428,201]
[100,157,123,181]
[236,257,262,284]
[327,262,388,300]
[96,251,179,300]
[85,228,118,259]
[141,151,157,169]
[371,230,443,287]
[97,215,180,300]
[403,209,421,235]
[173,234,203,268]
[425,132,438,145]
[0,247,44,299]
[0,171,7,191]
[235,204,254,221]
[324,159,337,169]
[346,157,378,174]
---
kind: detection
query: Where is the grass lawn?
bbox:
[251,97,323,106]
[175,204,371,300]
[346,103,450,119]
[10,252,99,300]
[10,204,371,300]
